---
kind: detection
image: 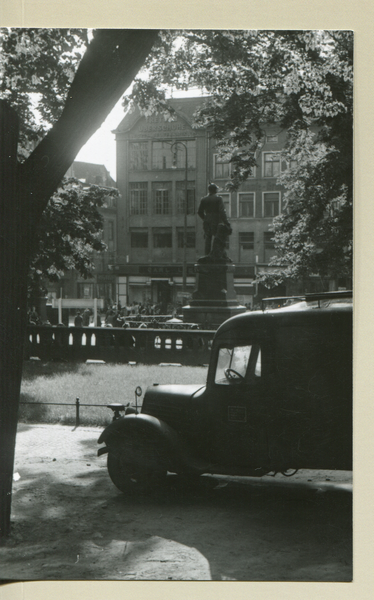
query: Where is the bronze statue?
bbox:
[197,183,232,262]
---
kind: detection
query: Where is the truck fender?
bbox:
[97,413,207,475]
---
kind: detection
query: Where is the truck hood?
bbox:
[141,383,206,432]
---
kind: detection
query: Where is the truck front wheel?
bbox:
[106,434,167,493]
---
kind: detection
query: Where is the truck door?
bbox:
[210,341,268,468]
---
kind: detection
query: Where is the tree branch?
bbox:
[18,29,159,224]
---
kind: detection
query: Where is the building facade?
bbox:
[46,161,118,307]
[113,97,298,310]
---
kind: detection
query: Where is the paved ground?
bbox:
[0,423,352,582]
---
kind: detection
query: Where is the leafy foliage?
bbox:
[126,30,353,284]
[0,29,116,294]
[28,178,119,296]
[0,28,88,159]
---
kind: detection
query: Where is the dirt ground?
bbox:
[0,423,352,582]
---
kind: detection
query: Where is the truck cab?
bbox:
[98,291,352,492]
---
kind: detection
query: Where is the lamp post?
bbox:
[171,141,188,294]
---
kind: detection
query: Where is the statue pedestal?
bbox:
[183,262,246,329]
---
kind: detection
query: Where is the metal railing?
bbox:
[18,397,137,429]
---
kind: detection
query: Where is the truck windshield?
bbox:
[215,344,261,384]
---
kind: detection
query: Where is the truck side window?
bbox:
[215,345,261,384]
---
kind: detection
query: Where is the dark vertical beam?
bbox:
[0,101,28,539]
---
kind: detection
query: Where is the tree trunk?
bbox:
[0,29,159,540]
[0,102,30,538]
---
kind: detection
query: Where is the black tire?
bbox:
[106,432,167,494]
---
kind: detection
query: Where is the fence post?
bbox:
[75,397,80,428]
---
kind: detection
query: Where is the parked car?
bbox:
[98,291,352,492]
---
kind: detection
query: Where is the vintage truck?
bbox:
[98,291,352,492]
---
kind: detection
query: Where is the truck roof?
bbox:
[216,291,352,338]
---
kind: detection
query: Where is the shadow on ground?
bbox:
[1,433,352,582]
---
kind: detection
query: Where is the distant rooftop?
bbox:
[66,161,116,188]
[114,96,209,134]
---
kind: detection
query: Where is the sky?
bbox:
[75,96,124,181]
[75,88,205,182]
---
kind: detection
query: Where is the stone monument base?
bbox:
[183,262,246,329]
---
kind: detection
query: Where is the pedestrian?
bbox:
[198,183,232,256]
[82,308,91,327]
[28,307,40,325]
[112,311,123,328]
[74,311,83,327]
[105,308,114,325]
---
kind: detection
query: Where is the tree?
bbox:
[27,178,119,302]
[0,28,89,158]
[0,28,159,538]
[125,30,353,287]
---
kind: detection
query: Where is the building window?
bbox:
[263,152,281,177]
[152,141,173,170]
[154,189,170,215]
[220,193,231,218]
[239,232,254,262]
[77,283,94,299]
[214,154,231,179]
[238,192,255,218]
[263,192,281,217]
[131,230,148,248]
[172,140,196,169]
[103,196,117,209]
[107,221,114,242]
[130,142,148,170]
[264,231,276,262]
[239,232,254,250]
[97,283,115,302]
[177,229,196,248]
[129,182,148,215]
[176,181,195,214]
[263,151,297,177]
[153,229,172,248]
[152,140,196,170]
